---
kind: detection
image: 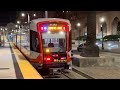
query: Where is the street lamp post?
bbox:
[17,21,21,49]
[21,12,37,32]
[15,25,18,45]
[1,28,5,46]
[45,11,48,18]
[27,13,30,24]
[3,28,5,46]
[100,17,105,50]
[77,23,81,45]
[21,12,37,24]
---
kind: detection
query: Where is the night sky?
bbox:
[0,11,17,26]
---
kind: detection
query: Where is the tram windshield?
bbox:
[42,32,66,53]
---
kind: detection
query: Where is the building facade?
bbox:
[72,11,120,40]
[17,11,120,40]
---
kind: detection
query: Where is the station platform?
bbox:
[0,42,43,79]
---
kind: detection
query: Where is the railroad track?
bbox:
[72,67,95,79]
[41,68,95,79]
[42,71,72,79]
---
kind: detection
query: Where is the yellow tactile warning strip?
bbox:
[10,43,43,79]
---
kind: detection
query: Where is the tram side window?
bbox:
[30,30,40,53]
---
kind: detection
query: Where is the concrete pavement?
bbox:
[72,51,120,79]
[0,43,16,79]
[73,65,120,79]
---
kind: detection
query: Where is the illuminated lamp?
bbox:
[63,26,66,30]
[46,58,51,60]
[44,27,47,30]
[53,27,57,29]
[60,57,65,60]
[41,27,43,30]
[46,48,50,53]
[44,56,52,63]
[62,26,67,32]
[57,27,62,30]
[48,27,53,30]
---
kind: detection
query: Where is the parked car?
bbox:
[77,43,86,52]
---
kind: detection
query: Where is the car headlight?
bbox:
[108,43,111,46]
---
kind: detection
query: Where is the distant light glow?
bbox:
[15,25,18,27]
[21,13,25,17]
[17,21,20,24]
[108,43,111,46]
[85,32,87,35]
[77,23,81,27]
[100,17,105,23]
[33,14,36,17]
[5,28,7,30]
[96,43,99,45]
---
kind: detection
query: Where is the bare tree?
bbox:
[6,23,15,34]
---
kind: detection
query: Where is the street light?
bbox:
[77,22,81,26]
[17,21,20,24]
[21,13,25,17]
[5,28,7,30]
[77,23,81,45]
[15,25,18,28]
[21,12,37,24]
[33,14,36,17]
[15,25,19,45]
[21,13,30,23]
[100,17,105,50]
[1,28,5,46]
[16,21,21,49]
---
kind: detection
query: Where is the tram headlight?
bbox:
[46,48,50,53]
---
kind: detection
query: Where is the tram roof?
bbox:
[30,18,71,31]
